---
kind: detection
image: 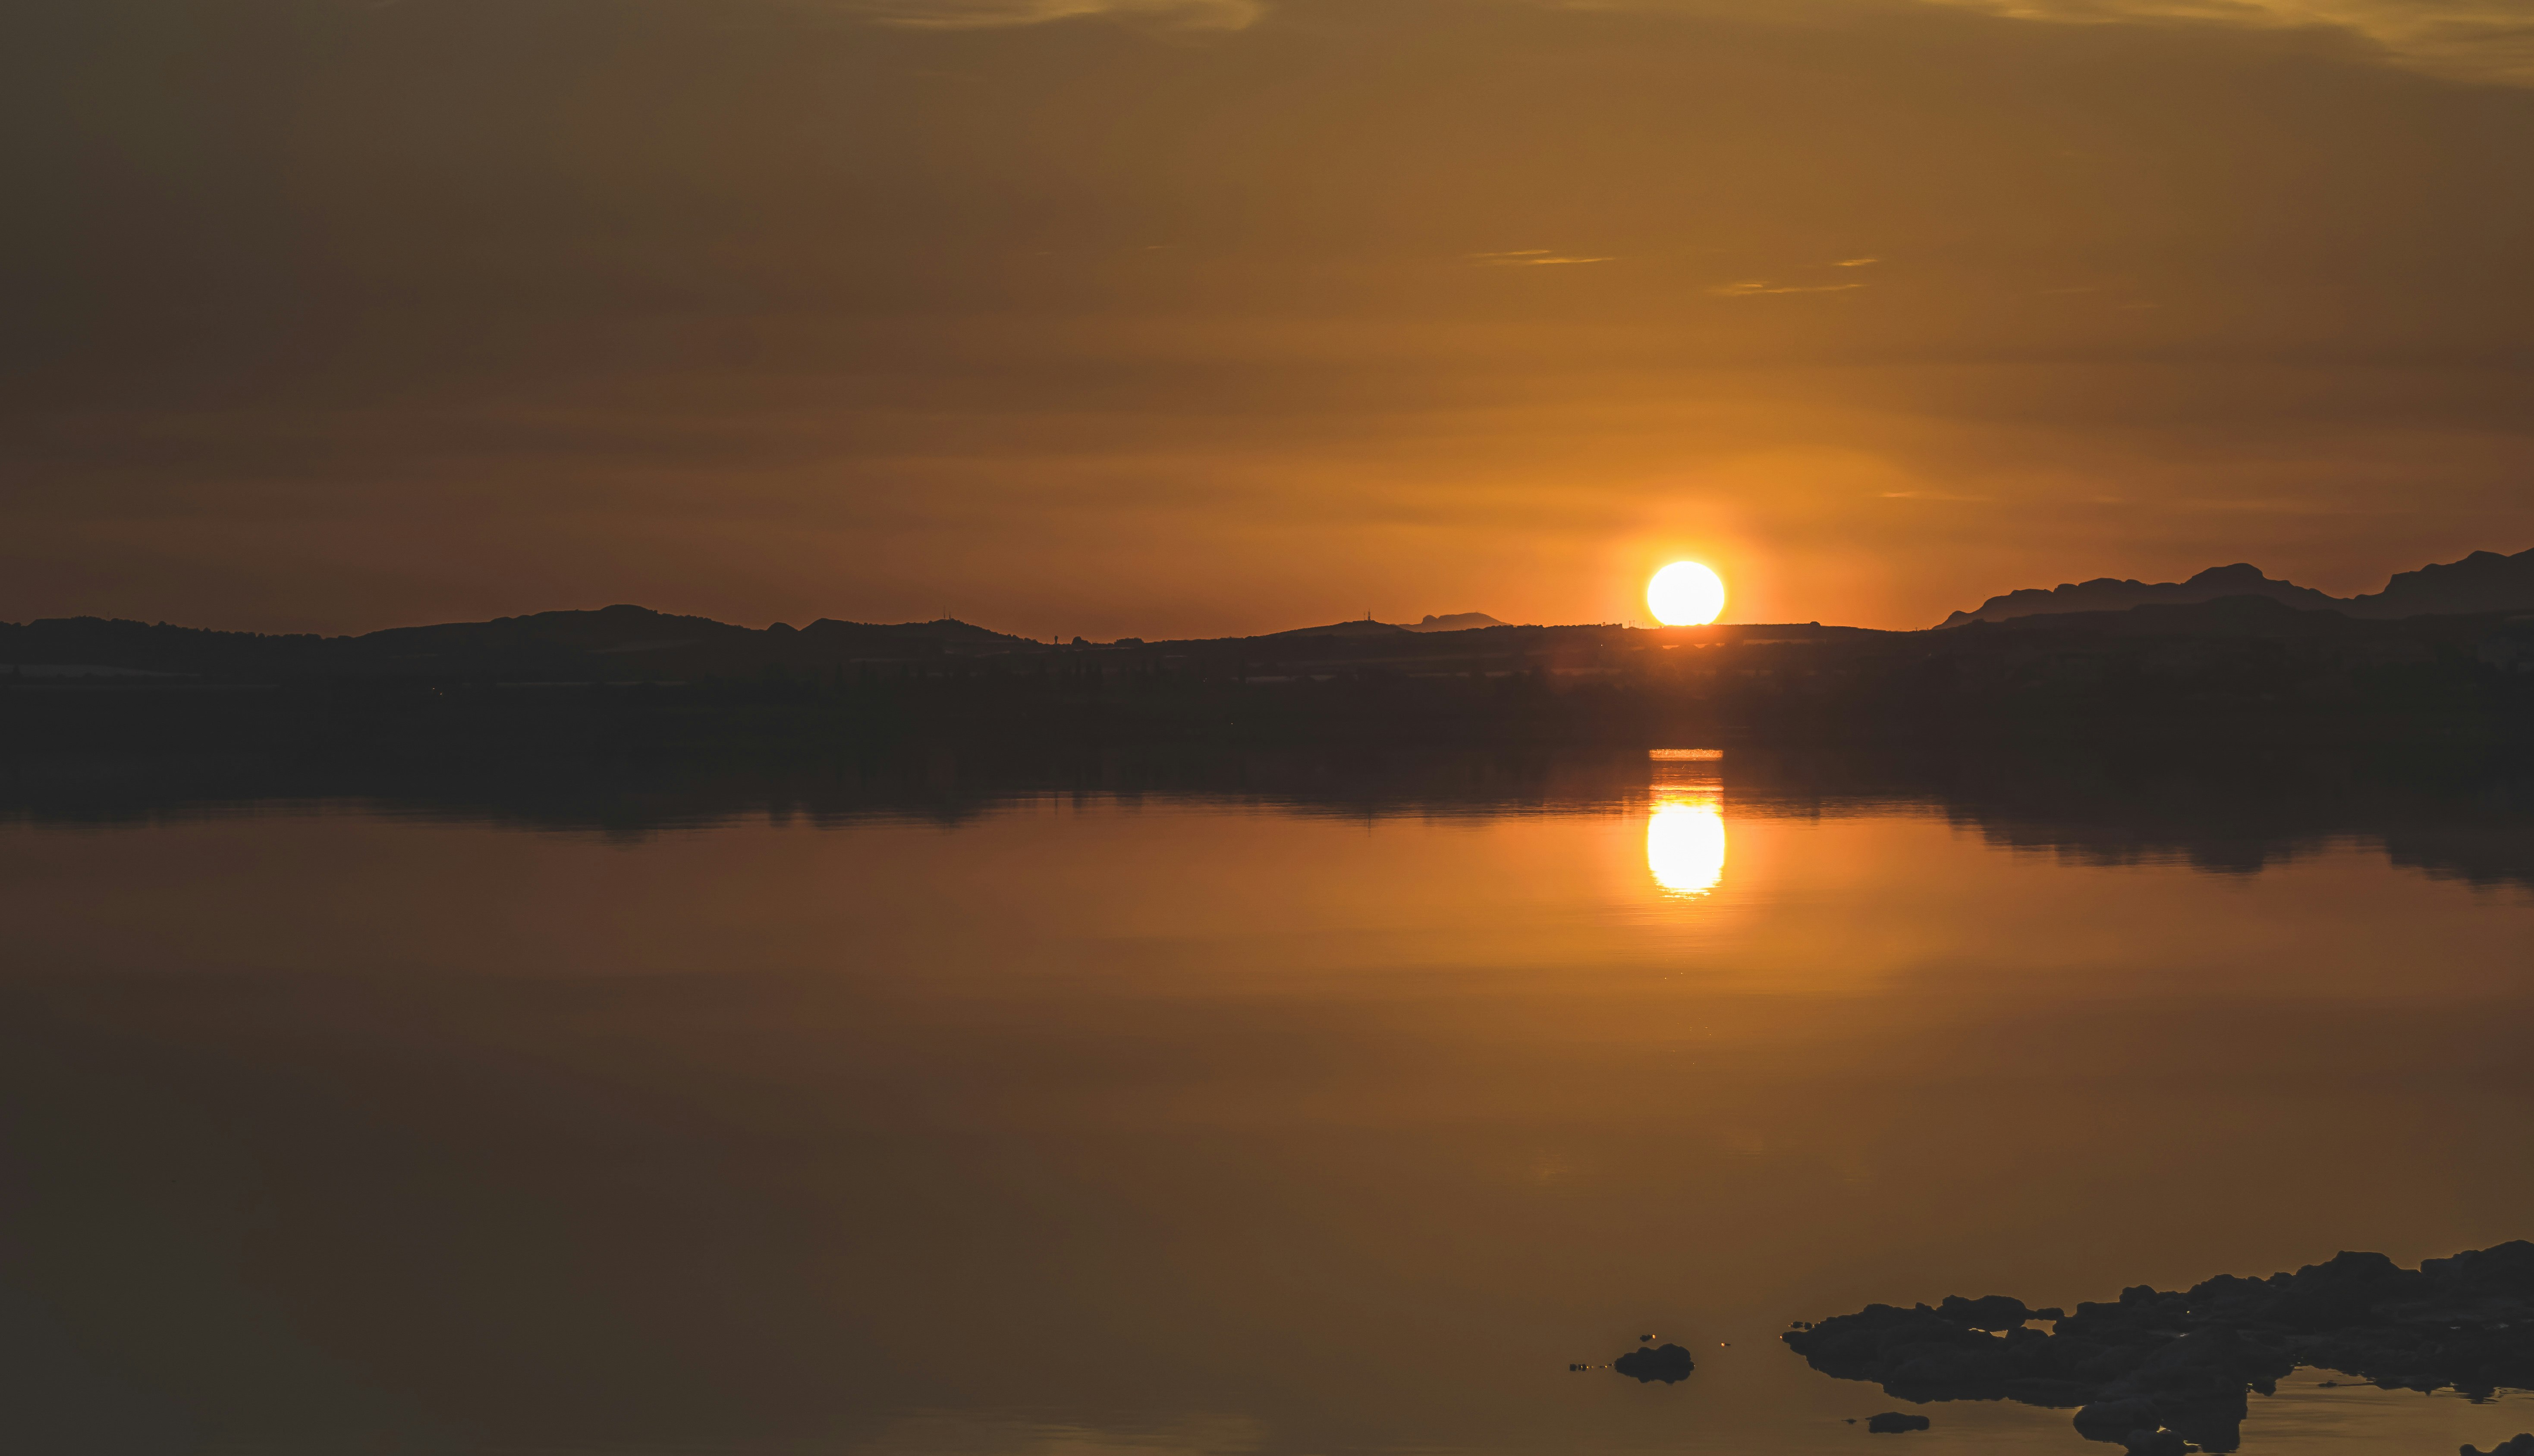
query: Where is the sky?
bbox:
[5,0,2531,636]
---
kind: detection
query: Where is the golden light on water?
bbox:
[1647,561,1727,626]
[1647,795,1727,896]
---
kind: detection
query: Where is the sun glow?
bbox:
[1647,561,1727,626]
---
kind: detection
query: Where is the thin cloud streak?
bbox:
[835,0,1263,29]
[1469,250,1616,265]
[1713,281,1867,296]
[1920,0,2534,85]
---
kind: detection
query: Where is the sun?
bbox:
[1647,561,1726,626]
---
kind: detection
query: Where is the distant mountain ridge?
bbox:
[358,605,1029,658]
[1263,613,1509,638]
[0,606,1037,680]
[1941,546,2534,627]
[7,599,2530,756]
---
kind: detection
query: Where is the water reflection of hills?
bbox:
[1891,751,2534,891]
[3,746,2528,891]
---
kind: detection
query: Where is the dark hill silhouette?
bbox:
[0,608,1035,680]
[355,605,756,665]
[1264,619,1415,638]
[1986,593,2349,639]
[2354,546,2534,617]
[1941,546,2534,627]
[362,606,1027,659]
[5,589,2530,753]
[1941,564,2336,627]
[1267,613,1509,637]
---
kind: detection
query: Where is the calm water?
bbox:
[3,749,2530,1455]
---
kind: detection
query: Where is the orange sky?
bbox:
[6,0,2531,635]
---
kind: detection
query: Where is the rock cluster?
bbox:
[1784,1243,2534,1453]
[1613,1343,1697,1384]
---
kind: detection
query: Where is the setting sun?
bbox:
[1647,561,1727,626]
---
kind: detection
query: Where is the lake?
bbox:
[3,746,2529,1455]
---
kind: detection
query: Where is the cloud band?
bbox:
[831,0,1261,29]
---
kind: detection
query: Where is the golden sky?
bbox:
[6,0,2531,634]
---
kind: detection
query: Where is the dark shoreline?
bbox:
[6,596,2531,757]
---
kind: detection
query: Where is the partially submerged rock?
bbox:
[2463,1437,2534,1456]
[1865,1410,1931,1433]
[1785,1243,2534,1453]
[1613,1342,1697,1384]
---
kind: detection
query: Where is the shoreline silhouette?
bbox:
[5,594,2528,753]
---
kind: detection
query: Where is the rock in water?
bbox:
[1784,1242,2534,1453]
[2463,1438,2534,1456]
[1865,1411,1930,1433]
[1612,1342,1696,1384]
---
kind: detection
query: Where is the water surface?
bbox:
[2,749,2528,1454]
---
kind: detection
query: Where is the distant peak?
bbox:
[1941,547,2534,628]
[2184,563,2271,585]
[1407,612,1508,633]
[1940,562,2339,628]
[1267,618,1412,637]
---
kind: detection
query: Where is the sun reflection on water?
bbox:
[1647,794,1727,896]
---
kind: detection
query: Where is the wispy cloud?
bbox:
[1918,1,2534,86]
[1834,257,1880,267]
[1880,489,1992,501]
[1471,250,1616,266]
[836,0,1262,30]
[1712,280,1866,296]
[2183,496,2343,513]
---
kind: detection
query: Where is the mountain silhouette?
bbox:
[0,606,1034,680]
[1264,619,1415,638]
[362,605,1025,657]
[1941,547,2534,627]
[2354,548,2534,618]
[6,598,2528,756]
[1266,613,1507,637]
[1940,565,2337,627]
